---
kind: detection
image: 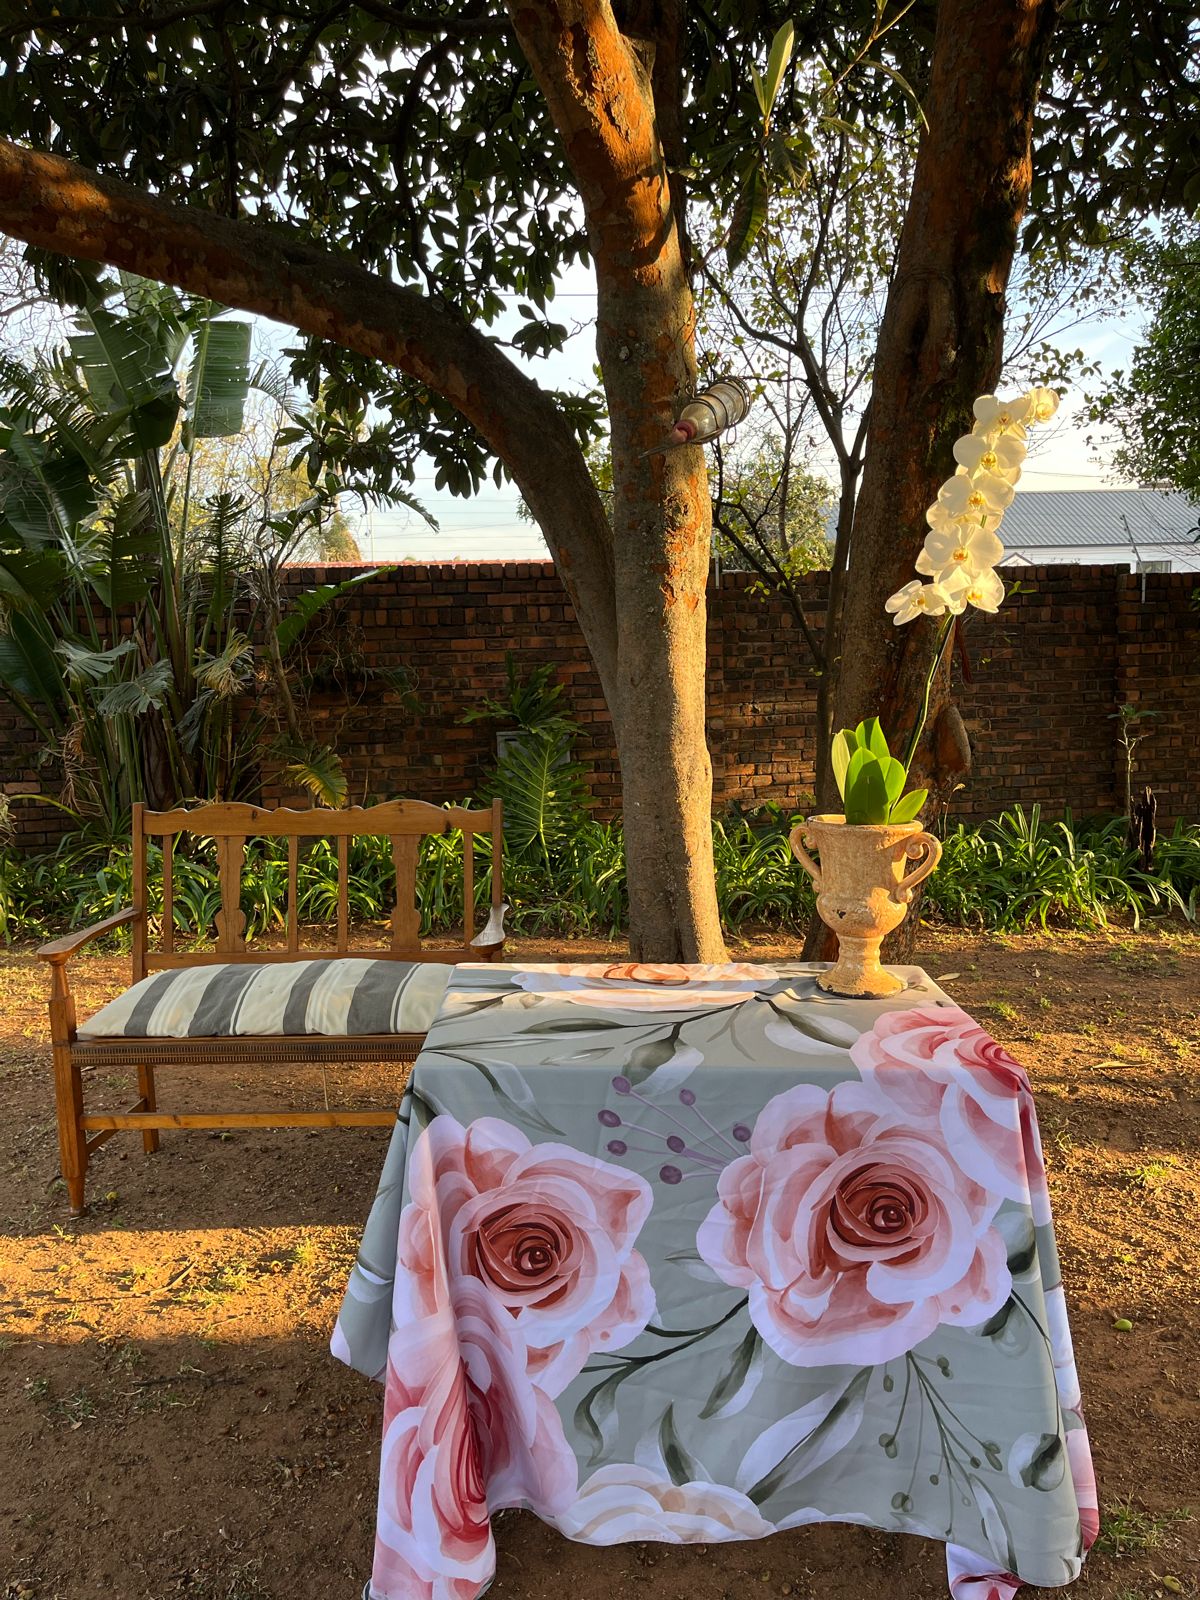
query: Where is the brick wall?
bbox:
[3,561,1197,846]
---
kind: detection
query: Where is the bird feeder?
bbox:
[646,375,752,453]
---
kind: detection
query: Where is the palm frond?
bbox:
[93,658,175,716]
[277,742,348,809]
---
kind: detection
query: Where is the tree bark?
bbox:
[507,0,726,960]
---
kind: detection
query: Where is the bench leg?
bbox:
[52,1041,88,1216]
[136,1062,161,1154]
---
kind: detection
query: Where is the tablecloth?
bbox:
[332,961,1098,1600]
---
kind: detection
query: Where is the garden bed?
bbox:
[1,927,1197,1600]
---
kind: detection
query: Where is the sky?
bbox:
[344,259,1149,565]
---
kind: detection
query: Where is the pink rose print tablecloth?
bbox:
[332,962,1097,1600]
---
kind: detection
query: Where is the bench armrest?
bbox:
[37,907,140,963]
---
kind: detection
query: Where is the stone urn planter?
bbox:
[789,814,943,997]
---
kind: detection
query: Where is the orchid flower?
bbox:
[972,393,1034,438]
[939,467,1016,517]
[952,431,1027,482]
[916,523,1005,583]
[885,578,955,626]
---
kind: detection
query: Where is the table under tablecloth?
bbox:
[332,961,1098,1600]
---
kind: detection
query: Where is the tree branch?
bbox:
[0,137,617,684]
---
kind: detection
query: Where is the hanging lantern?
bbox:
[645,375,752,454]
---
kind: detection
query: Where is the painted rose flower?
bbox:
[697,1080,1010,1367]
[396,1115,654,1395]
[947,1546,1021,1600]
[373,1279,577,1600]
[1066,1426,1100,1551]
[850,1006,1050,1223]
[554,1465,773,1545]
[510,962,777,1009]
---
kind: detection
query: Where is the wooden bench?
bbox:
[40,798,505,1214]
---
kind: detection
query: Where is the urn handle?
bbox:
[788,823,822,889]
[893,830,943,904]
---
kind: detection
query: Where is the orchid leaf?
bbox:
[831,728,856,799]
[889,788,928,824]
[879,754,907,807]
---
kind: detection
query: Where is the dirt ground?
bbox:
[1,925,1197,1600]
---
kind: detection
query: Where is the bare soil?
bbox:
[1,926,1197,1600]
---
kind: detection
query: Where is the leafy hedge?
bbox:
[2,803,1197,946]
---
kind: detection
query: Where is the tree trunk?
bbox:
[806,0,1057,961]
[831,0,1058,784]
[507,0,726,960]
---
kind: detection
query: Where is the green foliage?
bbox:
[0,275,384,819]
[460,653,576,738]
[832,719,928,825]
[1085,225,1200,499]
[5,804,1196,948]
[925,808,1200,932]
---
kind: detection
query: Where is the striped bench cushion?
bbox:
[78,959,451,1039]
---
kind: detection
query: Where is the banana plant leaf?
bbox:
[70,299,181,451]
[184,317,252,441]
[0,610,66,711]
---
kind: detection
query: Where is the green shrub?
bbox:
[4,802,1195,947]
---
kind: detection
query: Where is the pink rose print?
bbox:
[1066,1427,1100,1551]
[946,1546,1021,1600]
[510,962,778,1009]
[851,1006,1051,1224]
[555,1465,774,1544]
[396,1116,655,1395]
[697,1080,1010,1366]
[373,1279,577,1599]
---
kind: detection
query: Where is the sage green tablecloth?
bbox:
[332,962,1097,1600]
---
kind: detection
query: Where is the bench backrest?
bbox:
[130,799,503,979]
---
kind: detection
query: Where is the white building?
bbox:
[997,489,1200,574]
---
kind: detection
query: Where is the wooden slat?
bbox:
[71,1031,426,1066]
[336,835,349,951]
[214,835,247,951]
[81,1110,397,1130]
[391,836,421,948]
[141,800,496,837]
[132,802,147,982]
[140,947,466,970]
[463,824,475,944]
[161,834,174,956]
[287,836,299,952]
[85,1096,148,1153]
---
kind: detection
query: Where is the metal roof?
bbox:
[995,488,1199,551]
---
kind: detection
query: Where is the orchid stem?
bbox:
[902,614,956,776]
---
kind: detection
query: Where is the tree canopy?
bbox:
[1087,227,1200,501]
[0,0,1197,958]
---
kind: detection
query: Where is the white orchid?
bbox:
[837,385,1057,827]
[916,523,1005,583]
[972,393,1034,438]
[939,466,1015,517]
[942,565,1005,614]
[1027,385,1060,424]
[926,498,1004,537]
[952,431,1027,482]
[885,578,955,626]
